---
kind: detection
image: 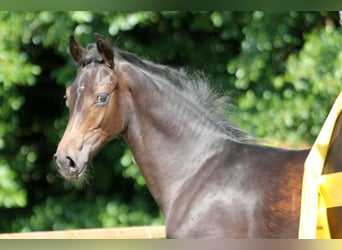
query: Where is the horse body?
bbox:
[127,127,309,238]
[54,34,338,238]
[156,144,308,238]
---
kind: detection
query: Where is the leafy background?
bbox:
[0,11,341,232]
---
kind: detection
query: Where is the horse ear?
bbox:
[94,33,114,69]
[69,35,86,64]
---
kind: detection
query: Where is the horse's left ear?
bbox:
[94,33,114,69]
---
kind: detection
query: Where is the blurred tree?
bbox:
[227,12,341,146]
[0,11,340,232]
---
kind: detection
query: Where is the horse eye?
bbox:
[95,59,104,64]
[94,93,109,105]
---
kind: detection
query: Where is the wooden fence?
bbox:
[0,225,166,239]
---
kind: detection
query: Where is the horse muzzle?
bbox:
[54,129,106,181]
[54,153,89,180]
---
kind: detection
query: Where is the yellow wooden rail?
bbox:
[0,225,166,239]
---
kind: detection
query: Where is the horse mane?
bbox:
[85,45,253,142]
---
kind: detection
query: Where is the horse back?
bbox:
[166,142,309,238]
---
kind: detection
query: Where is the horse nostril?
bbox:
[66,156,76,169]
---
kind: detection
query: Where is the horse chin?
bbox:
[76,165,89,181]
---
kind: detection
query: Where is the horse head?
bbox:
[54,34,128,180]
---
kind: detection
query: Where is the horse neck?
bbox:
[122,73,230,212]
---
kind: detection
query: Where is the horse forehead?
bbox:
[93,67,112,85]
[72,66,112,92]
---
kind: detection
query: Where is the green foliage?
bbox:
[0,161,26,208]
[0,11,341,233]
[0,12,41,210]
[273,25,342,144]
[121,149,146,187]
[14,195,163,232]
[226,12,340,146]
